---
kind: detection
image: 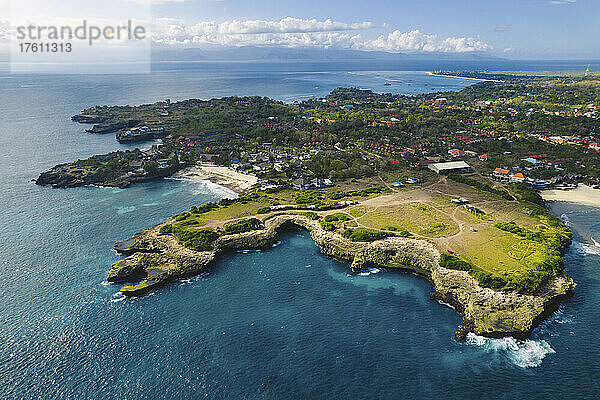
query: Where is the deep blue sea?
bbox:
[1,60,600,399]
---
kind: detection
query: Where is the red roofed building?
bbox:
[510,173,526,183]
[492,168,510,181]
[449,149,466,157]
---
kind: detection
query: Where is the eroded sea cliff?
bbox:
[108,214,575,339]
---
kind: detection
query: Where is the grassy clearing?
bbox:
[357,202,458,238]
[349,206,367,218]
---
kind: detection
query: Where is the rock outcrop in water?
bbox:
[36,163,179,189]
[108,214,575,340]
[86,120,140,134]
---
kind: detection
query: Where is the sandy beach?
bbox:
[541,184,600,207]
[427,72,503,83]
[174,164,259,194]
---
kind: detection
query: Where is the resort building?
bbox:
[428,161,472,174]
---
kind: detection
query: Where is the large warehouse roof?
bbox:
[428,161,471,173]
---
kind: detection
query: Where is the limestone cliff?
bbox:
[108,214,575,339]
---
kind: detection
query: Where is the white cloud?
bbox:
[353,30,491,53]
[151,19,492,53]
[153,17,374,40]
[549,0,576,4]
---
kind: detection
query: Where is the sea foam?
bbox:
[358,268,381,276]
[466,333,555,368]
[571,238,600,257]
[109,292,126,303]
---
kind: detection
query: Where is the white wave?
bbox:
[466,333,555,368]
[100,280,114,286]
[571,240,600,257]
[358,268,381,276]
[110,292,126,303]
[437,299,456,311]
[168,175,238,199]
[272,241,282,248]
[560,213,573,228]
[179,272,210,286]
[194,179,238,199]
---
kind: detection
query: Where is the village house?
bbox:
[492,168,510,182]
[510,172,526,183]
[448,149,466,157]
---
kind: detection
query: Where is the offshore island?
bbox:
[37,71,600,339]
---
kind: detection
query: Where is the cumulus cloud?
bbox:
[151,17,370,48]
[151,19,492,53]
[353,29,491,53]
[153,17,374,41]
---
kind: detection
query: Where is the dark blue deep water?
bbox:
[1,61,599,399]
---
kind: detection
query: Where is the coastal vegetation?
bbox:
[341,228,393,242]
[159,224,219,252]
[223,218,263,234]
[439,254,507,290]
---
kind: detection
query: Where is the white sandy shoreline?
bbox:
[173,163,258,195]
[541,184,600,207]
[427,72,503,83]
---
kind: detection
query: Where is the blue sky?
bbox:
[1,0,598,59]
[148,0,599,58]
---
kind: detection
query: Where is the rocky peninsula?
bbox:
[36,147,184,189]
[108,206,575,340]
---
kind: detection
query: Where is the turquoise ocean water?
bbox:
[0,60,599,399]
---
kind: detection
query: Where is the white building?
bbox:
[428,161,471,174]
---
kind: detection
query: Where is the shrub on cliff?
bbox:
[295,190,326,205]
[256,206,272,214]
[159,225,219,252]
[183,230,220,252]
[320,221,336,231]
[324,213,351,222]
[495,221,524,235]
[341,228,391,242]
[511,183,544,206]
[223,218,263,234]
[440,254,507,290]
[175,212,190,221]
[299,211,319,220]
[159,224,173,234]
[190,203,218,214]
[327,187,387,200]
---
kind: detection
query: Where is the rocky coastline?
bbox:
[86,120,140,134]
[36,162,182,189]
[108,213,576,340]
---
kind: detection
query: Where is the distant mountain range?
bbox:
[151,46,503,62]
